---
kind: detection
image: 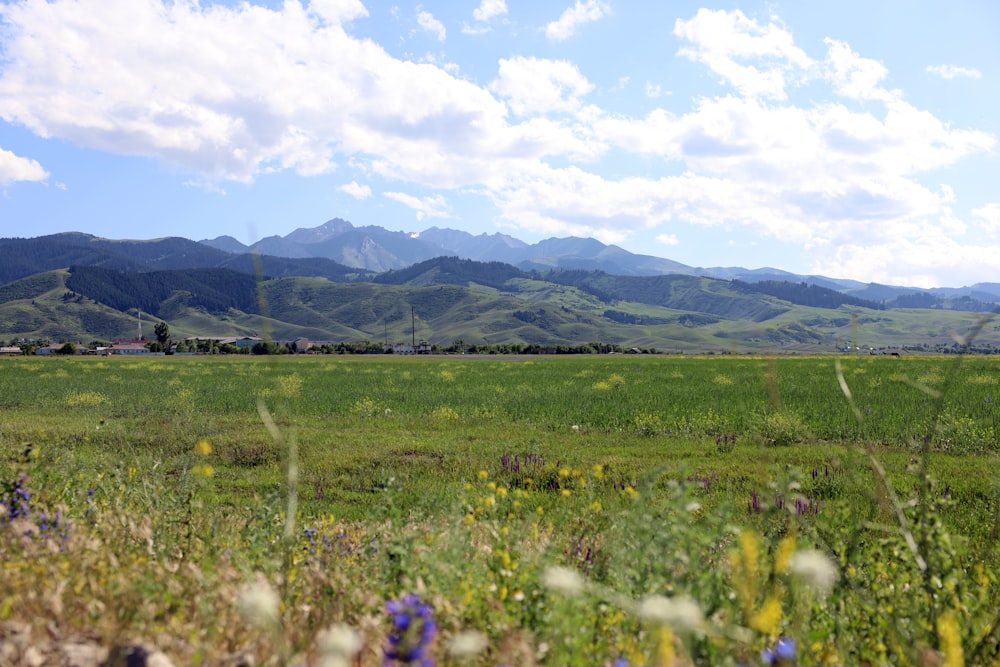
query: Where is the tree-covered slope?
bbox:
[65,266,261,317]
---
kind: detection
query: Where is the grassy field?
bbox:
[1,353,999,665]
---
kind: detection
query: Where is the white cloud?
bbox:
[927,64,982,80]
[645,81,667,98]
[385,191,450,220]
[0,147,48,184]
[809,234,1000,288]
[0,0,507,183]
[973,203,1000,239]
[473,0,507,23]
[545,0,611,42]
[308,0,368,24]
[0,2,994,286]
[673,9,813,99]
[416,7,446,41]
[491,56,595,115]
[823,38,892,101]
[656,233,680,246]
[339,181,372,199]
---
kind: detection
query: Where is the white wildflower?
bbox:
[789,549,839,596]
[542,565,584,597]
[317,624,362,667]
[447,630,488,659]
[685,500,702,513]
[237,577,280,629]
[637,594,704,634]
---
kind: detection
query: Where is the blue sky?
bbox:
[1,0,998,287]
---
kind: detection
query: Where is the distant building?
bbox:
[0,346,22,356]
[387,343,433,355]
[107,343,151,355]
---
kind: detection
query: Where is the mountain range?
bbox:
[201,219,1000,303]
[1,220,998,352]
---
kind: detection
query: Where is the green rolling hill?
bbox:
[1,258,997,353]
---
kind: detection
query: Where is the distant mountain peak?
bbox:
[200,235,248,254]
[285,218,354,244]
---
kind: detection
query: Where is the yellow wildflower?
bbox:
[937,611,964,667]
[774,536,796,574]
[750,595,783,638]
[195,439,212,456]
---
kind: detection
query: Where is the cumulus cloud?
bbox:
[0,0,507,183]
[973,203,1000,239]
[657,233,680,246]
[0,147,48,184]
[674,9,813,99]
[416,6,446,41]
[473,0,507,23]
[546,0,611,41]
[0,2,994,285]
[339,181,372,199]
[491,57,595,115]
[645,81,667,98]
[385,191,450,220]
[308,0,368,23]
[823,38,892,101]
[927,64,982,80]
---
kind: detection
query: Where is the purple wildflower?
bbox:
[385,593,436,666]
[761,637,796,665]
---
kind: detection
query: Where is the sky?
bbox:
[1,0,998,288]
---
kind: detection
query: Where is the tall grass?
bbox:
[1,353,998,665]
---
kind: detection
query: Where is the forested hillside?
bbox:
[373,256,528,289]
[542,270,790,321]
[731,280,883,310]
[65,266,260,317]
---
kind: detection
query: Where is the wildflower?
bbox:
[774,536,796,574]
[750,595,783,637]
[385,593,436,666]
[447,630,487,659]
[542,565,584,597]
[760,637,796,665]
[317,624,362,667]
[788,549,838,596]
[936,611,964,667]
[637,594,704,634]
[195,439,212,456]
[237,578,281,629]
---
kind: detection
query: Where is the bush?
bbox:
[752,410,811,447]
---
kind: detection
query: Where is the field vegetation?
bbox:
[1,352,998,665]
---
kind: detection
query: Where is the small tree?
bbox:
[154,321,170,351]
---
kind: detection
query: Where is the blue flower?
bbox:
[761,637,796,665]
[385,593,436,666]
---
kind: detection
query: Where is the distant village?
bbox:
[1,336,437,356]
[0,335,656,356]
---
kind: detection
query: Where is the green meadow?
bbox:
[1,353,999,665]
